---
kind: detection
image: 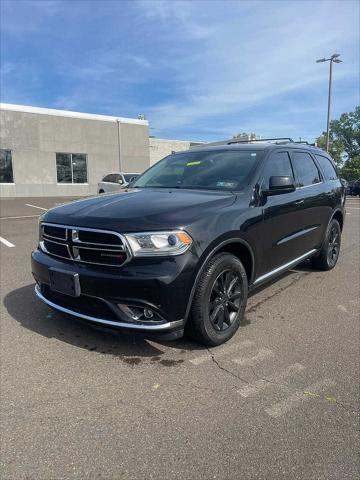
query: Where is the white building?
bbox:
[0,104,205,197]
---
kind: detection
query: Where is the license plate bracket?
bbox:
[49,268,81,297]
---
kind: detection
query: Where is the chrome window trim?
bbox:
[296,182,323,190]
[35,285,184,331]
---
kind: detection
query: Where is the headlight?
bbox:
[124,231,192,256]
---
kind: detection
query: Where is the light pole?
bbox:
[316,53,342,152]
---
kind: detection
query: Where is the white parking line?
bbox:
[232,347,274,366]
[265,378,335,418]
[0,236,15,247]
[189,340,253,365]
[238,363,306,398]
[25,203,48,211]
[0,215,40,220]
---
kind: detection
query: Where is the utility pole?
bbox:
[316,53,342,152]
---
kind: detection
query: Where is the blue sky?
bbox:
[1,0,359,141]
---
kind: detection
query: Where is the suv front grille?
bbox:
[40,223,130,267]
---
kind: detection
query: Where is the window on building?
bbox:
[56,153,87,183]
[0,149,14,183]
[261,151,294,189]
[292,152,321,187]
[314,154,338,180]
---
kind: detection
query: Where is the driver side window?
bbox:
[261,152,294,189]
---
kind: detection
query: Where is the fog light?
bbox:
[143,308,154,319]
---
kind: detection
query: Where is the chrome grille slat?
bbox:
[40,223,131,267]
[72,240,125,249]
[74,245,125,251]
[42,225,68,241]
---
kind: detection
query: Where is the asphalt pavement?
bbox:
[0,196,359,480]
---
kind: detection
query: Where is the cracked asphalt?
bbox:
[1,197,359,480]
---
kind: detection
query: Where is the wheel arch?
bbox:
[184,237,255,322]
[331,209,344,231]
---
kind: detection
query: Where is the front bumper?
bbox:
[31,248,198,336]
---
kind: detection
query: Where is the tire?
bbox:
[99,189,104,194]
[310,219,341,271]
[187,253,248,346]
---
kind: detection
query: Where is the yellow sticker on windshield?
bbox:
[186,161,201,166]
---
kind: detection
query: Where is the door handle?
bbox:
[294,199,305,206]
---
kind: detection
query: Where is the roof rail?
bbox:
[227,137,294,145]
[293,140,317,147]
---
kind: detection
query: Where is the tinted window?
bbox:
[133,150,263,191]
[261,152,294,188]
[292,152,321,187]
[124,174,138,182]
[56,153,87,183]
[0,149,14,183]
[72,154,87,183]
[102,174,113,182]
[315,154,338,180]
[56,153,72,183]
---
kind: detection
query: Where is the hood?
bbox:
[43,188,237,231]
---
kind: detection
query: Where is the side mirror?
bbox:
[264,176,296,196]
[118,179,124,185]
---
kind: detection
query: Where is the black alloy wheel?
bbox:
[209,269,243,332]
[327,223,340,267]
[310,219,341,271]
[188,252,248,346]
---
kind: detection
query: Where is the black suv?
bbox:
[32,140,345,346]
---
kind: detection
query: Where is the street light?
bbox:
[316,53,343,152]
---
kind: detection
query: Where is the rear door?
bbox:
[290,150,329,251]
[259,150,308,274]
[104,174,124,192]
[101,174,115,192]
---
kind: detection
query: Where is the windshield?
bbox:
[133,149,263,191]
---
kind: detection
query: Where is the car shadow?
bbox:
[3,284,204,359]
[4,264,313,360]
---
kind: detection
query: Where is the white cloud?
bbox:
[136,0,359,138]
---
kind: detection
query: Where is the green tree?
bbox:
[340,155,360,181]
[316,106,360,180]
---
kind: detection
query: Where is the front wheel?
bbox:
[188,253,248,346]
[310,219,341,271]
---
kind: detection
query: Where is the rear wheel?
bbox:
[99,189,104,194]
[188,253,248,346]
[310,219,341,271]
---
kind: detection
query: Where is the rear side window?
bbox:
[292,152,321,187]
[103,174,112,182]
[261,152,294,189]
[314,154,338,180]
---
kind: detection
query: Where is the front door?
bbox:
[258,151,307,275]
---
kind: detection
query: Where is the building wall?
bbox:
[149,138,194,165]
[0,107,149,197]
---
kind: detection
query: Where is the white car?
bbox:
[98,172,140,194]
